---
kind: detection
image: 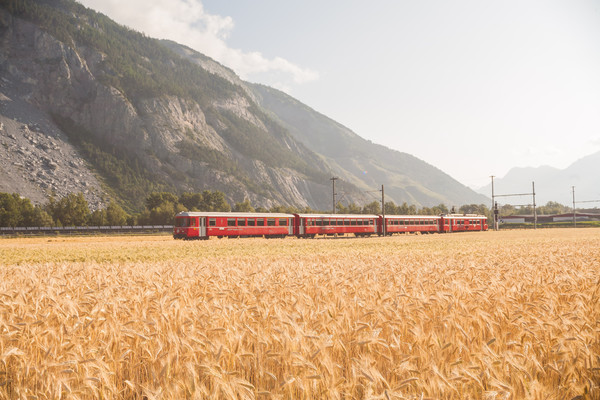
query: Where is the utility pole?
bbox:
[490,175,496,230]
[330,177,338,214]
[532,181,537,230]
[381,184,386,236]
[572,186,576,227]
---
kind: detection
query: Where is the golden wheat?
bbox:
[0,229,599,399]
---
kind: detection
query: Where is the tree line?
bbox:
[1,190,583,228]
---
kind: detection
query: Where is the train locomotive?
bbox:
[173,212,488,240]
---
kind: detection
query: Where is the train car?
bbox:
[294,214,379,238]
[381,215,442,235]
[439,214,488,233]
[173,212,295,239]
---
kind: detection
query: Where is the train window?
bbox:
[257,219,265,226]
[248,219,256,226]
[227,218,236,227]
[279,218,287,226]
[237,218,246,226]
[316,219,322,226]
[344,219,350,225]
[351,220,356,225]
[176,218,187,227]
[209,218,216,226]
[267,218,275,226]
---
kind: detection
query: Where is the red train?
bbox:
[173,212,488,240]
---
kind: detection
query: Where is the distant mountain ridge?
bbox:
[478,152,600,206]
[250,84,490,207]
[0,0,488,211]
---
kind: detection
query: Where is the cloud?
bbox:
[78,0,318,85]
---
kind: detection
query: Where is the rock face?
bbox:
[0,1,489,211]
[0,5,343,210]
[0,81,105,208]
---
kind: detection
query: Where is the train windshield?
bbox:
[175,217,190,227]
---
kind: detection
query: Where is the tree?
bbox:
[336,202,348,214]
[384,201,398,215]
[233,199,255,212]
[89,209,106,226]
[537,201,569,215]
[146,192,179,211]
[431,203,449,215]
[179,192,204,211]
[459,204,489,215]
[200,190,231,212]
[0,193,23,227]
[47,193,90,226]
[0,192,52,227]
[106,201,128,225]
[362,201,381,215]
[346,203,362,214]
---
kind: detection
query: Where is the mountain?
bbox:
[478,152,600,206]
[249,84,489,207]
[0,0,488,212]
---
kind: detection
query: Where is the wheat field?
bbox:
[0,229,599,399]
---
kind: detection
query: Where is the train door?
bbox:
[297,216,305,235]
[288,218,294,235]
[199,217,206,238]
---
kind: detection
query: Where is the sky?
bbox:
[78,0,600,189]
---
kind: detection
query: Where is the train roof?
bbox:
[176,211,295,218]
[443,214,487,219]
[295,214,379,219]
[385,214,442,219]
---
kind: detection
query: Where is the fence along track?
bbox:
[0,225,174,236]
